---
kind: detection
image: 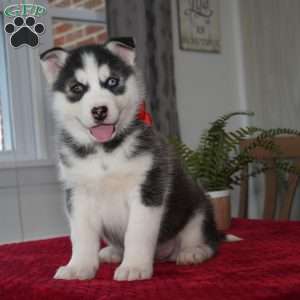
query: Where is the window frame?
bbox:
[50,6,106,23]
[0,1,106,168]
[0,14,41,164]
[0,14,13,154]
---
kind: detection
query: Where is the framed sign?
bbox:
[177,0,221,53]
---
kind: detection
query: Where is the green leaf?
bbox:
[169,112,300,191]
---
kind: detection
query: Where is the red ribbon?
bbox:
[137,101,152,126]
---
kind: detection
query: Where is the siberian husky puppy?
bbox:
[40,38,221,281]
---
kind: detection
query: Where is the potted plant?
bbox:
[171,112,300,231]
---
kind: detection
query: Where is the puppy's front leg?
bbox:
[54,188,100,280]
[114,191,163,281]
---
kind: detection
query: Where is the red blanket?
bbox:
[1,218,300,300]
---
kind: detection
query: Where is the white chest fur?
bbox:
[59,136,153,244]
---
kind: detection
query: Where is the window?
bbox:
[0,0,106,166]
[49,0,104,11]
[49,0,107,48]
[0,16,13,153]
[53,20,106,48]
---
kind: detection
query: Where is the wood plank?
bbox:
[239,166,249,218]
[263,161,277,219]
[240,136,300,159]
[278,160,300,220]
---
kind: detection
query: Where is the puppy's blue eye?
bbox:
[106,77,119,88]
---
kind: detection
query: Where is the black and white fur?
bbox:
[40,38,221,281]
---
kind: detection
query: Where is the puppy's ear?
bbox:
[40,47,69,85]
[105,37,136,66]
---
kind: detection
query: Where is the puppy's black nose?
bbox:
[91,106,108,122]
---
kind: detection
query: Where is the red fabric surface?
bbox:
[1,218,300,300]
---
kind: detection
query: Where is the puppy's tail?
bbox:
[225,234,243,242]
[219,232,243,242]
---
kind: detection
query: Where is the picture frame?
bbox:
[177,0,221,53]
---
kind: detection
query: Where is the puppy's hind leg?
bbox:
[176,212,216,265]
[99,246,123,263]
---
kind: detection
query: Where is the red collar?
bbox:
[137,101,152,126]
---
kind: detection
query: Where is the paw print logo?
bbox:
[4,16,45,48]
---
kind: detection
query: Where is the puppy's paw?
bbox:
[176,246,213,265]
[113,264,153,281]
[99,246,122,263]
[54,263,98,280]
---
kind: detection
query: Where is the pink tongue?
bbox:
[90,124,115,143]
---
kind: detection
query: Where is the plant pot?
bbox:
[207,190,231,231]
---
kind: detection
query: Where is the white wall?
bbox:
[171,0,246,149]
[171,0,246,216]
[0,166,68,244]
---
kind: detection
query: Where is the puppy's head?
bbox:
[40,38,142,144]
